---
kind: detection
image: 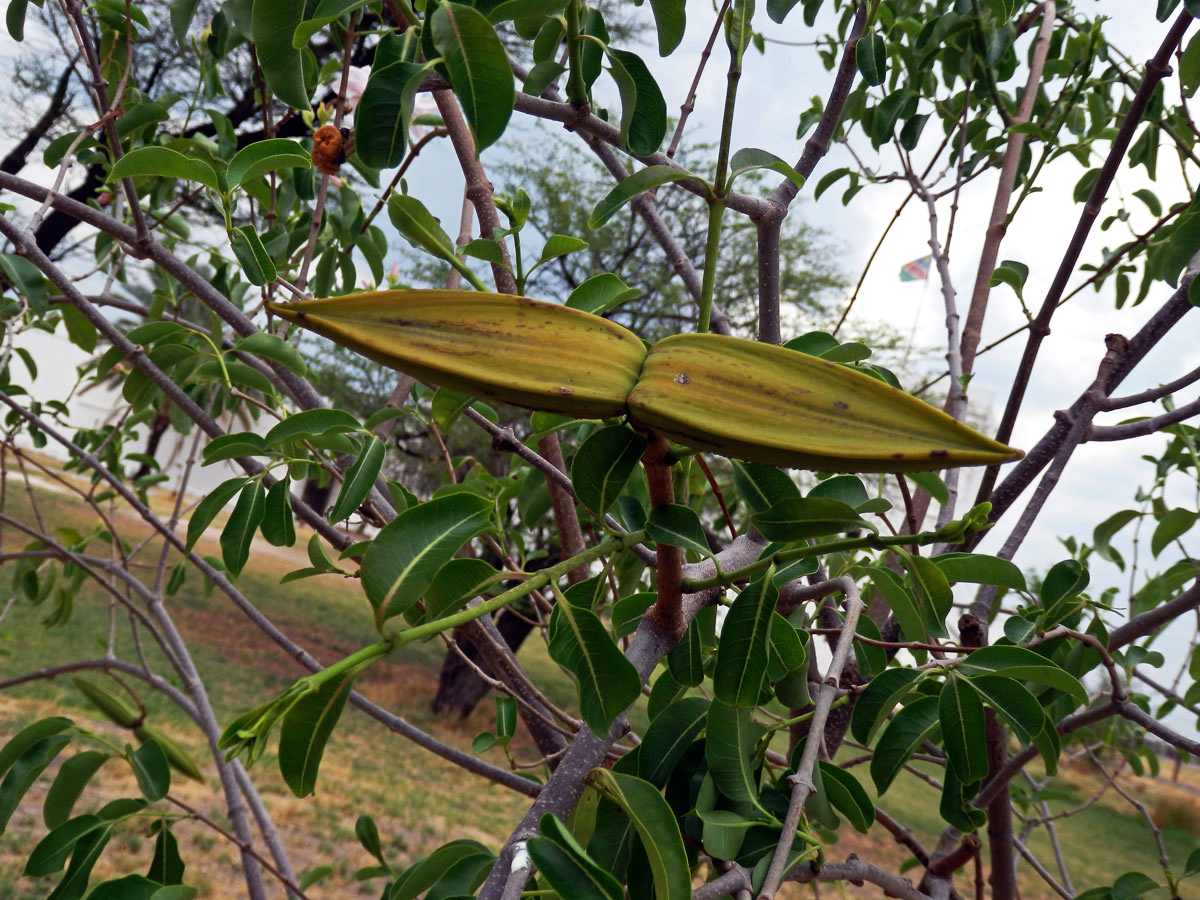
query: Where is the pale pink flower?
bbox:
[343,66,370,111]
[409,95,441,139]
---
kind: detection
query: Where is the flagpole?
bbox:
[902,260,932,367]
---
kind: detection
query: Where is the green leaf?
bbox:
[147,823,185,884]
[572,425,648,515]
[361,493,493,627]
[44,823,111,900]
[869,695,940,794]
[528,813,623,900]
[634,697,709,787]
[1111,872,1159,900]
[87,875,162,900]
[201,432,268,465]
[231,225,277,285]
[25,815,106,877]
[487,0,564,22]
[355,60,434,169]
[988,259,1029,301]
[227,138,311,188]
[60,306,98,354]
[713,577,777,707]
[731,461,798,513]
[431,3,514,151]
[7,0,30,40]
[231,332,307,376]
[549,598,641,736]
[590,165,700,229]
[897,548,952,636]
[219,480,266,577]
[766,0,801,24]
[646,503,711,557]
[704,700,768,812]
[0,733,72,833]
[537,233,590,266]
[264,408,360,445]
[109,147,220,194]
[252,0,310,108]
[0,718,73,781]
[566,273,641,315]
[44,752,108,829]
[647,0,684,54]
[958,646,1088,705]
[819,762,874,833]
[606,48,667,156]
[862,564,926,643]
[388,193,457,261]
[329,436,385,523]
[278,672,355,797]
[932,553,1026,590]
[938,676,988,782]
[768,612,808,678]
[967,674,1045,744]
[587,769,691,900]
[940,764,987,832]
[171,0,202,42]
[1132,188,1163,218]
[129,740,170,802]
[292,0,367,45]
[856,31,887,85]
[0,252,48,314]
[1152,508,1198,556]
[423,557,500,622]
[1094,509,1140,570]
[261,478,296,547]
[389,840,493,900]
[666,617,705,687]
[729,147,805,191]
[751,497,868,542]
[850,667,921,743]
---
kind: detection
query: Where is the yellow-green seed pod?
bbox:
[626,333,1021,472]
[134,725,205,782]
[72,677,140,729]
[268,290,647,418]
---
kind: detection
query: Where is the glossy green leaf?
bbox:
[431,3,514,151]
[231,225,277,285]
[25,815,106,877]
[869,695,940,794]
[729,147,805,191]
[572,425,648,515]
[988,259,1029,301]
[487,0,564,22]
[0,718,73,781]
[227,138,310,188]
[856,31,887,85]
[646,503,711,557]
[109,147,220,194]
[634,697,708,787]
[389,840,493,900]
[423,558,501,622]
[766,0,801,23]
[940,764,987,832]
[252,0,310,108]
[528,813,623,900]
[587,769,691,900]
[44,823,111,900]
[0,733,72,833]
[264,408,360,445]
[896,548,952,635]
[329,435,385,523]
[86,875,161,900]
[388,193,457,261]
[818,762,874,833]
[356,60,433,169]
[44,752,108,829]
[278,672,355,797]
[7,0,30,39]
[1111,872,1159,900]
[292,0,367,46]
[261,478,296,547]
[1152,508,1198,557]
[219,480,266,577]
[361,492,493,627]
[861,565,926,643]
[606,47,667,156]
[548,596,641,736]
[850,667,921,743]
[932,553,1026,590]
[202,432,268,464]
[647,0,684,53]
[566,273,641,315]
[590,165,700,229]
[185,482,246,553]
[713,577,777,707]
[731,461,799,513]
[938,676,988,782]
[1094,509,1140,570]
[666,617,704,686]
[148,823,185,884]
[537,233,589,266]
[967,674,1045,744]
[751,497,868,542]
[129,739,170,801]
[958,646,1088,705]
[705,699,767,811]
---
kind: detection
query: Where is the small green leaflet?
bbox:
[278,673,355,797]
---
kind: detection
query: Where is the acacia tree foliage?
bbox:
[2,1,1200,900]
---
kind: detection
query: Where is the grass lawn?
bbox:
[1,466,1198,899]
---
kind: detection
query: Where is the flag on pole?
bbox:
[899,255,932,281]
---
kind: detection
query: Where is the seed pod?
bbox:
[134,725,205,782]
[627,334,1021,472]
[267,291,645,418]
[271,290,1022,472]
[72,677,140,729]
